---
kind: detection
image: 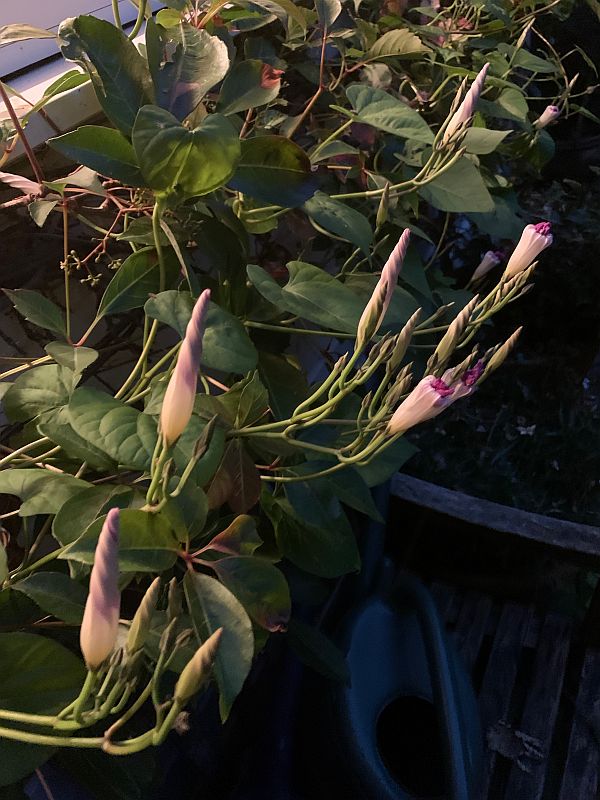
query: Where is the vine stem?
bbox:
[62,201,72,342]
[0,81,44,184]
[111,0,123,28]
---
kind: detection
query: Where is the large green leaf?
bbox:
[0,470,90,516]
[132,106,240,199]
[206,439,262,514]
[463,127,510,155]
[263,490,360,578]
[258,352,307,420]
[288,461,383,521]
[37,406,116,470]
[367,28,430,60]
[44,342,98,375]
[58,15,152,136]
[250,0,307,30]
[53,485,135,547]
[48,126,145,186]
[218,59,281,116]
[13,573,87,624]
[346,84,434,144]
[183,571,254,720]
[3,365,76,422]
[144,291,258,373]
[146,21,229,121]
[4,289,65,336]
[303,192,373,253]
[60,509,179,572]
[229,135,317,207]
[418,157,494,213]
[97,247,179,317]
[213,556,291,631]
[67,388,157,470]
[250,261,367,334]
[315,0,342,27]
[0,632,86,786]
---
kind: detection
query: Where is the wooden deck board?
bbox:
[503,614,572,800]
[558,649,600,800]
[453,592,493,673]
[475,603,533,800]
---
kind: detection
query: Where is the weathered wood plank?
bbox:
[558,649,600,800]
[390,473,600,556]
[503,614,572,800]
[476,603,533,800]
[453,592,493,672]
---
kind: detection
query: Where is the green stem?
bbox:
[111,0,123,28]
[146,441,170,505]
[0,725,103,748]
[128,0,147,39]
[73,670,97,723]
[0,437,50,468]
[8,546,66,582]
[244,320,356,339]
[114,319,159,400]
[63,202,71,341]
[310,118,353,161]
[152,199,168,293]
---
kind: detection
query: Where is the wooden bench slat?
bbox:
[558,649,600,800]
[476,603,532,800]
[503,614,572,800]
[390,473,600,556]
[453,592,493,672]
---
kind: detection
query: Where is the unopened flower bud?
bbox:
[503,223,552,279]
[167,577,183,623]
[160,290,211,446]
[534,105,560,130]
[481,327,522,381]
[442,63,490,145]
[260,64,284,90]
[174,628,223,705]
[127,577,161,655]
[427,295,479,375]
[356,229,410,350]
[471,250,502,283]
[376,182,391,229]
[80,508,121,670]
[388,308,422,374]
[387,375,457,435]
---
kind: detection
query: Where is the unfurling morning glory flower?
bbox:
[260,64,284,89]
[471,250,503,283]
[503,222,553,279]
[534,105,560,130]
[442,359,485,400]
[356,229,410,350]
[80,508,120,670]
[160,289,211,446]
[387,375,457,435]
[442,63,490,144]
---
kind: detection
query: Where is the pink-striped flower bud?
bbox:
[471,250,503,283]
[160,289,211,446]
[442,63,490,144]
[534,105,560,130]
[503,222,552,279]
[260,64,284,89]
[356,229,410,350]
[80,508,121,670]
[387,374,457,435]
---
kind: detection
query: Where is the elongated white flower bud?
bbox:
[174,628,223,704]
[80,508,120,670]
[356,229,410,350]
[503,222,552,279]
[471,250,502,283]
[534,105,560,130]
[442,63,490,144]
[160,290,211,446]
[387,375,456,435]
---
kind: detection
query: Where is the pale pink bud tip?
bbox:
[260,64,284,89]
[80,508,121,670]
[534,105,560,129]
[533,221,552,236]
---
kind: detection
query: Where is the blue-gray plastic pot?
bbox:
[320,573,483,800]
